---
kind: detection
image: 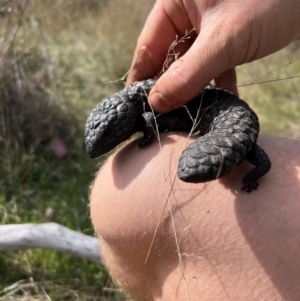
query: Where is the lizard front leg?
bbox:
[138,112,157,148]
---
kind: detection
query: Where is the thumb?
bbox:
[149,34,235,113]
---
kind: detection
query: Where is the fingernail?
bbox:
[150,92,174,113]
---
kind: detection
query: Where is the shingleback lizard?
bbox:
[84,78,271,192]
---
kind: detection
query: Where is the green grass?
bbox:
[0,0,153,300]
[237,46,300,139]
[0,0,300,300]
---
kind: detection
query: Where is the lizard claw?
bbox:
[241,178,259,192]
[138,137,152,148]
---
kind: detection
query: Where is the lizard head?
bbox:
[84,95,137,159]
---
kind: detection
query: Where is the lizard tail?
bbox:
[177,131,253,183]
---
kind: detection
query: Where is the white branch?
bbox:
[0,223,102,263]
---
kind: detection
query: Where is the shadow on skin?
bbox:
[217,136,300,299]
[94,133,213,300]
[233,137,300,300]
[92,133,300,300]
[112,134,183,189]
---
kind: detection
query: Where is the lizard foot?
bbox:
[138,137,152,148]
[241,177,259,192]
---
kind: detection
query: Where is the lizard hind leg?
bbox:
[242,143,271,192]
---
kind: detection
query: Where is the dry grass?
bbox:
[1,0,300,300]
[0,1,154,300]
[0,0,154,175]
[237,44,300,139]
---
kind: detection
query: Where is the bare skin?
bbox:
[91,1,300,299]
[90,134,300,301]
[126,0,300,113]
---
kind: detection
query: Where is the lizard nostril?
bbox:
[92,151,99,158]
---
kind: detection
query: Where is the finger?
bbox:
[126,46,160,85]
[126,0,193,86]
[148,28,235,113]
[214,68,238,96]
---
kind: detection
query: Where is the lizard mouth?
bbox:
[87,130,134,159]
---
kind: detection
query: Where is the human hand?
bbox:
[127,0,300,113]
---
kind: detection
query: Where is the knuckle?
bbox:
[165,59,198,104]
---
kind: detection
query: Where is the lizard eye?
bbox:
[102,129,111,139]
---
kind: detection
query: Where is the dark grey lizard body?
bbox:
[84,79,271,192]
